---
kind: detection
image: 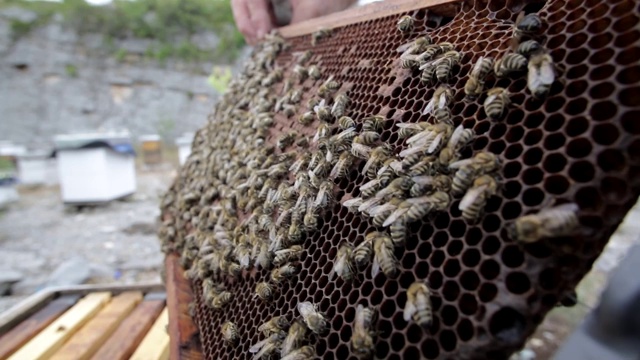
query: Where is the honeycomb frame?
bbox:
[161,0,640,359]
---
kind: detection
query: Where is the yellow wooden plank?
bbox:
[49,292,143,360]
[129,307,169,360]
[8,292,112,360]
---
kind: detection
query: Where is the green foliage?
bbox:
[207,66,232,93]
[9,19,35,40]
[64,64,78,77]
[114,48,127,62]
[0,158,15,172]
[2,0,245,63]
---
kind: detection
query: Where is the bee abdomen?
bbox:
[390,221,406,246]
[413,307,433,327]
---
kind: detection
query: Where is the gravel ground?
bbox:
[0,167,176,313]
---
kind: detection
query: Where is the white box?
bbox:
[54,133,136,204]
[176,133,194,166]
[18,153,57,186]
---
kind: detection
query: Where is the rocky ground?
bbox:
[0,166,176,313]
[0,162,638,359]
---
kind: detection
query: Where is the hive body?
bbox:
[160,0,640,359]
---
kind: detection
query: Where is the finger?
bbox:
[248,0,275,40]
[231,0,257,44]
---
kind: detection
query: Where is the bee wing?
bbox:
[422,97,436,115]
[343,197,363,209]
[249,337,270,353]
[253,343,276,360]
[239,253,251,268]
[396,39,416,53]
[471,56,485,76]
[406,130,432,145]
[484,93,499,106]
[371,253,381,278]
[447,125,465,149]
[281,335,294,357]
[539,61,556,85]
[329,159,343,179]
[368,202,398,216]
[297,301,315,318]
[399,144,427,158]
[459,184,488,211]
[542,202,579,219]
[418,57,447,70]
[403,298,417,322]
[427,133,444,154]
[361,155,378,175]
[355,304,365,332]
[360,179,381,192]
[449,158,475,169]
[358,197,383,214]
[382,206,410,227]
[336,127,356,140]
[412,175,435,186]
[389,160,405,174]
[352,143,372,158]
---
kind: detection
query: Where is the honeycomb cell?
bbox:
[598,149,626,172]
[506,272,532,294]
[522,187,546,206]
[489,307,526,341]
[569,161,596,183]
[460,270,481,291]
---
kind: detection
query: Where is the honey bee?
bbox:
[297,50,313,64]
[281,319,308,357]
[311,28,332,45]
[484,87,511,120]
[314,99,332,122]
[362,115,385,132]
[351,304,377,358]
[278,132,297,149]
[313,122,331,143]
[330,151,354,179]
[307,97,320,109]
[514,12,543,40]
[273,245,303,266]
[258,316,290,337]
[352,236,374,270]
[289,152,311,174]
[527,51,556,98]
[298,301,329,334]
[450,152,501,195]
[436,50,461,82]
[508,203,580,243]
[404,282,433,328]
[351,136,373,159]
[400,54,420,69]
[517,39,542,58]
[281,346,316,360]
[212,291,233,310]
[222,321,239,344]
[332,242,356,281]
[293,65,308,82]
[377,158,399,185]
[464,56,495,99]
[396,121,428,139]
[308,65,321,80]
[372,234,398,278]
[494,53,528,77]
[396,36,432,57]
[256,243,272,269]
[410,174,452,197]
[339,116,356,129]
[363,146,391,179]
[397,15,414,33]
[370,198,402,227]
[459,175,499,223]
[375,176,414,200]
[438,125,475,169]
[271,263,298,283]
[402,121,453,157]
[332,94,350,118]
[423,85,453,115]
[290,89,303,104]
[314,180,334,206]
[417,42,454,63]
[389,220,407,247]
[384,191,450,226]
[250,332,285,360]
[324,75,341,91]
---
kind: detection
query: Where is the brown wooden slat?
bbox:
[90,299,165,360]
[279,0,460,37]
[0,296,78,359]
[165,254,203,360]
[49,291,142,360]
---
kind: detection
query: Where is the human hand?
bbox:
[231,0,276,45]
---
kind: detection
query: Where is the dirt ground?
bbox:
[0,161,638,359]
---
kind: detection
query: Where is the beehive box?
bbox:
[159,0,640,359]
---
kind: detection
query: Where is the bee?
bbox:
[494,52,528,77]
[293,65,308,83]
[464,56,495,99]
[282,104,297,117]
[508,203,580,243]
[527,51,556,98]
[372,234,398,278]
[352,236,374,270]
[313,122,331,143]
[323,75,341,91]
[250,332,285,360]
[450,152,501,195]
[281,319,308,357]
[351,136,373,159]
[351,304,377,358]
[332,242,356,281]
[396,121,428,139]
[370,198,402,227]
[273,245,303,266]
[459,175,499,223]
[212,291,233,309]
[517,39,542,58]
[330,151,354,179]
[307,97,320,109]
[375,176,414,200]
[314,99,332,122]
[389,220,407,247]
[396,36,432,57]
[423,85,453,115]
[410,174,452,197]
[258,316,290,337]
[402,121,453,157]
[438,125,475,169]
[311,28,332,46]
[296,137,309,148]
[436,50,461,82]
[400,54,420,69]
[397,15,414,32]
[271,263,298,283]
[281,346,316,360]
[363,146,391,179]
[297,50,313,64]
[308,65,321,80]
[289,152,311,174]
[339,116,355,129]
[484,86,511,120]
[298,301,329,334]
[221,321,239,345]
[362,115,385,132]
[417,42,454,63]
[332,94,350,118]
[256,243,272,269]
[377,158,399,185]
[303,204,319,231]
[404,282,433,328]
[290,89,303,104]
[278,132,297,149]
[514,12,543,40]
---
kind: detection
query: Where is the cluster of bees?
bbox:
[158,9,582,360]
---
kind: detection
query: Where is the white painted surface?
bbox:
[18,155,57,185]
[56,148,136,203]
[176,134,194,166]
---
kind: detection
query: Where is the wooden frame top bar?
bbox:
[279,0,460,38]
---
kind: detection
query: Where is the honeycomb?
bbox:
[159,0,640,359]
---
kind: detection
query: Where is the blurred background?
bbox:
[0,1,638,359]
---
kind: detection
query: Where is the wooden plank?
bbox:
[49,291,143,360]
[7,292,111,360]
[165,254,203,360]
[90,299,165,360]
[279,0,460,37]
[130,307,169,360]
[0,296,78,359]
